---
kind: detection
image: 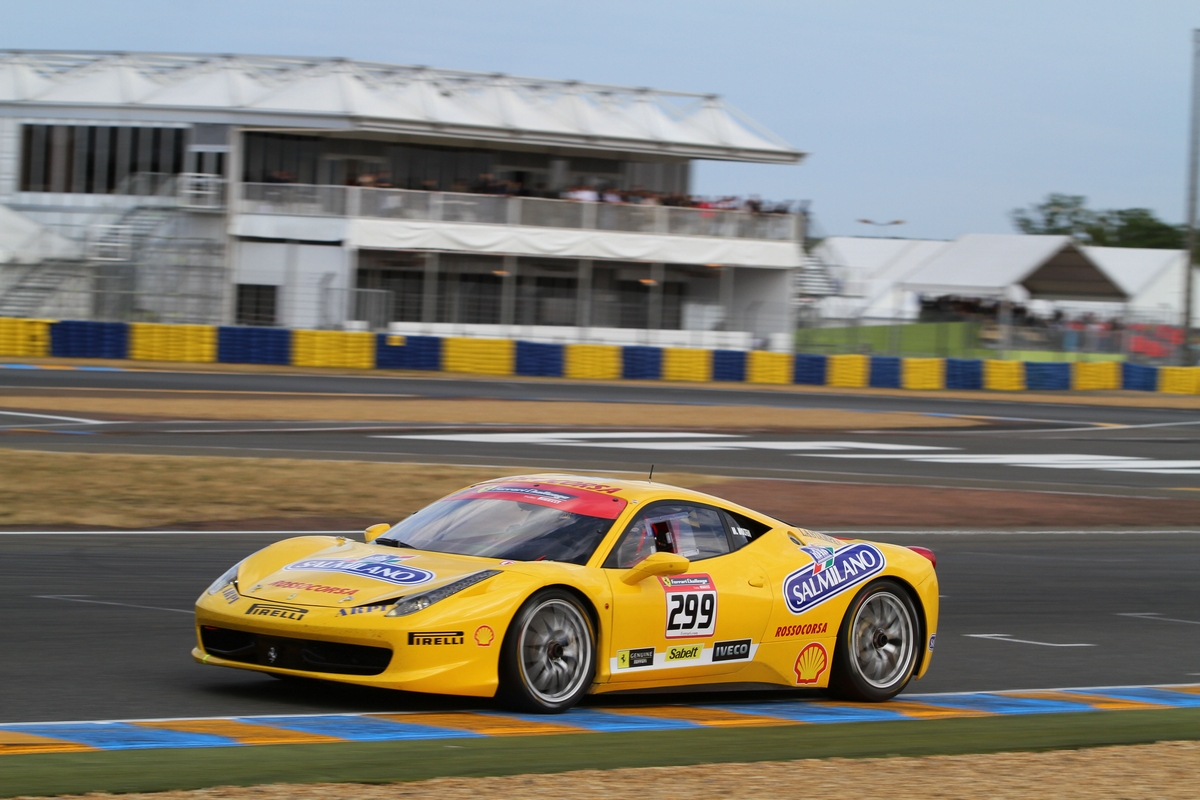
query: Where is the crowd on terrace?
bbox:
[262,169,798,214]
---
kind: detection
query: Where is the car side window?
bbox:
[605,504,731,568]
[720,510,771,551]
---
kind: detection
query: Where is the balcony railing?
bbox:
[237,183,799,241]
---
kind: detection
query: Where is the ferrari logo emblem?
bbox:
[618,650,629,668]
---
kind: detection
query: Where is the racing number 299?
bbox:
[666,591,716,638]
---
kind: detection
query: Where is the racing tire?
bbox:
[828,578,920,702]
[498,589,596,713]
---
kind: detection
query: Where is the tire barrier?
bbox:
[3,317,1196,395]
[0,318,51,357]
[216,327,290,365]
[128,323,217,363]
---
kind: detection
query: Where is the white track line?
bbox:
[0,410,106,424]
[34,595,191,614]
[823,529,1200,536]
[964,633,1095,647]
[1117,612,1200,626]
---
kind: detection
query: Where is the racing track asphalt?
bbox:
[1,368,1198,723]
[1,528,1198,723]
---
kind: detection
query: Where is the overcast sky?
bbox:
[4,0,1199,239]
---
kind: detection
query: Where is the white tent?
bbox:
[0,205,79,263]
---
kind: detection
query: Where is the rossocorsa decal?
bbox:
[776,622,829,638]
[783,543,886,614]
[270,580,357,595]
[285,554,435,587]
[245,603,307,621]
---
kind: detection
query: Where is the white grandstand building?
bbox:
[0,51,822,348]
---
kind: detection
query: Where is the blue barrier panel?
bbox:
[622,346,662,380]
[217,327,290,365]
[869,356,901,388]
[515,341,564,377]
[375,334,442,370]
[711,350,746,382]
[945,358,983,390]
[49,320,128,359]
[1024,362,1070,391]
[1122,362,1157,392]
[793,354,827,385]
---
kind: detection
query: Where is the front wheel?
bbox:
[829,579,919,702]
[498,589,596,713]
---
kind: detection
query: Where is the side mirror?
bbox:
[621,551,690,585]
[364,523,391,543]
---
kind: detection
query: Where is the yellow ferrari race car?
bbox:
[195,475,938,713]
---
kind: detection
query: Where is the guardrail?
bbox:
[237,184,800,241]
[3,317,1199,394]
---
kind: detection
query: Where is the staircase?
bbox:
[0,261,85,317]
[794,252,839,297]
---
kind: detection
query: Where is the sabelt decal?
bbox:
[245,603,307,621]
[284,554,435,587]
[776,622,829,638]
[617,647,655,669]
[711,638,752,663]
[665,643,703,663]
[407,630,465,645]
[474,625,495,646]
[783,543,886,614]
[660,573,717,639]
[793,642,829,685]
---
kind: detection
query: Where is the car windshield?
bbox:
[377,482,627,565]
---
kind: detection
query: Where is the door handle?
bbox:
[748,575,765,588]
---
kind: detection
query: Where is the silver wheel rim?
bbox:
[849,591,915,690]
[517,598,592,705]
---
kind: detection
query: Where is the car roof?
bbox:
[473,473,784,525]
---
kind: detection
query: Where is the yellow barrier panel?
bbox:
[746,350,792,384]
[983,359,1025,391]
[443,337,515,376]
[662,348,713,382]
[291,330,375,369]
[826,354,868,388]
[901,358,945,390]
[1158,366,1200,395]
[1071,361,1120,391]
[0,317,52,357]
[564,344,622,380]
[128,323,217,363]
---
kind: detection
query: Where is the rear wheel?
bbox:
[829,579,919,702]
[498,589,596,713]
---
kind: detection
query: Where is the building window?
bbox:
[236,284,277,327]
[19,124,186,194]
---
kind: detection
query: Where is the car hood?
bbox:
[241,541,501,608]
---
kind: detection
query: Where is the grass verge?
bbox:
[2,708,1199,798]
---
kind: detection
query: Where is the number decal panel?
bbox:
[659,573,717,639]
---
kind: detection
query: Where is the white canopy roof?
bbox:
[0,51,802,163]
[1081,245,1185,296]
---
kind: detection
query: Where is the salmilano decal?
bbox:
[285,554,435,587]
[783,543,886,614]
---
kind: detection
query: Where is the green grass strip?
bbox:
[4,708,1200,798]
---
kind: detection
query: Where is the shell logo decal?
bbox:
[793,642,829,685]
[474,625,495,646]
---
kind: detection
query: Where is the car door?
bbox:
[602,502,774,683]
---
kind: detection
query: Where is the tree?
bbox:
[1010,194,1184,249]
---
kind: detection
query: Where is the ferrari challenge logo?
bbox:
[285,554,435,587]
[783,543,886,615]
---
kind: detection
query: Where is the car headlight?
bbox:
[206,561,243,595]
[385,570,501,617]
